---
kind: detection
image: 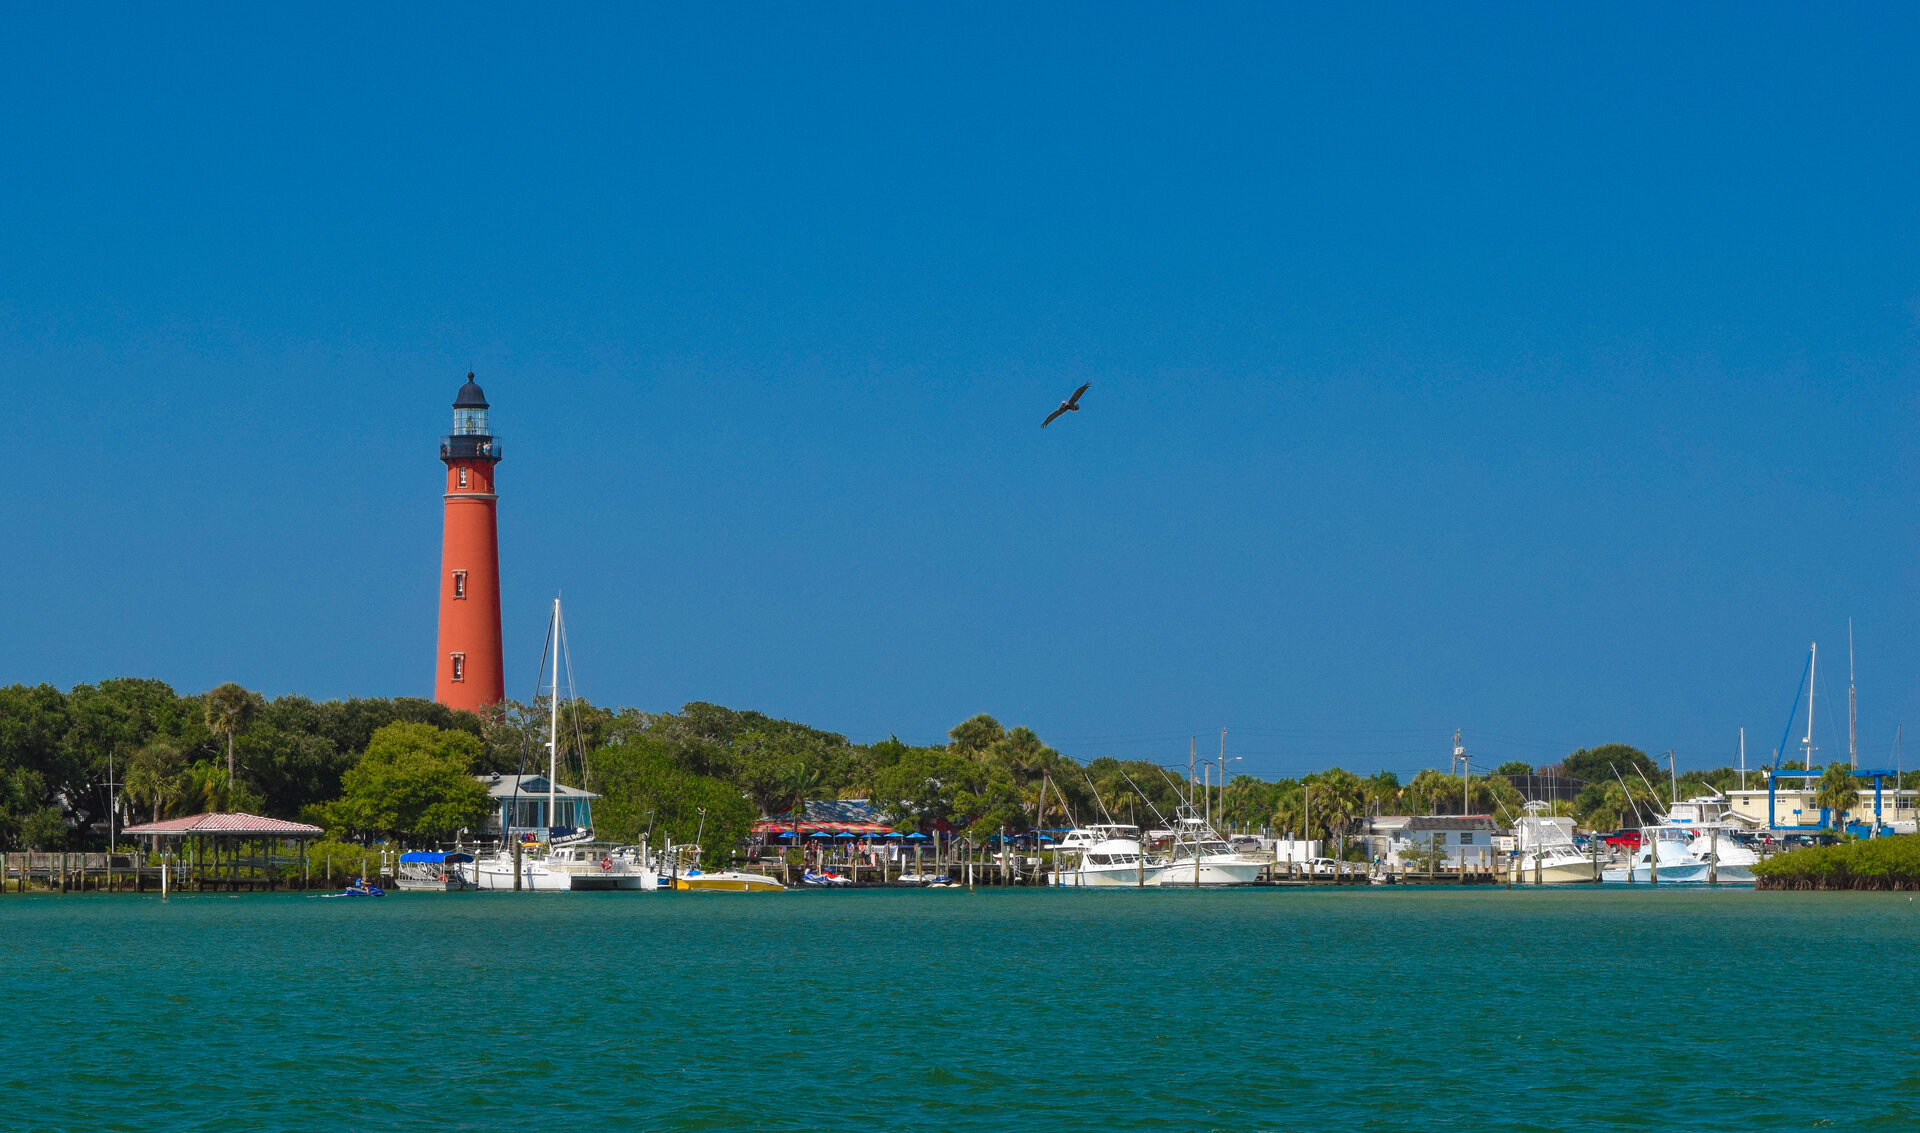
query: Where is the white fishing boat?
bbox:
[1056,824,1166,887]
[1510,803,1601,884]
[1154,808,1268,886]
[1601,827,1712,883]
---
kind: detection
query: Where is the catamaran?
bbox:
[473,597,657,892]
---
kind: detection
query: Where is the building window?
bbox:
[457,467,469,489]
[452,570,468,599]
[1459,833,1475,845]
[450,653,466,682]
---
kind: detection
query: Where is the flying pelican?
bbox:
[1042,382,1091,428]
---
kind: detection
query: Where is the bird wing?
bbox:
[1066,382,1091,406]
[1042,404,1067,427]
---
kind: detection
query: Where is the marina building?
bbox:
[1723,778,1920,834]
[480,773,599,841]
[1355,815,1502,871]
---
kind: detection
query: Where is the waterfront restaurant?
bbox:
[478,773,598,841]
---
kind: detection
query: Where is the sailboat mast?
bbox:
[1739,727,1746,791]
[1848,620,1858,770]
[548,596,560,835]
[1803,641,1817,768]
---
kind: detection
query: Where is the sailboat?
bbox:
[474,597,657,892]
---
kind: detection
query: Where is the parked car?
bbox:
[1601,829,1643,850]
[1303,856,1342,876]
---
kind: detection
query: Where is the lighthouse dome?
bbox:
[453,373,489,409]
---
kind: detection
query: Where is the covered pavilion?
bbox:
[119,812,325,891]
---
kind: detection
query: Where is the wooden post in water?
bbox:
[1647,827,1658,887]
[1708,827,1719,886]
[513,839,523,891]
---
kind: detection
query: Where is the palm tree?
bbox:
[202,683,256,809]
[1814,762,1858,833]
[123,740,185,823]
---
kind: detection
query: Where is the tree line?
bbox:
[0,678,1901,853]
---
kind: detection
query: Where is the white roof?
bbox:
[479,774,599,800]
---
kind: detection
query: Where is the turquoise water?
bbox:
[6,886,1918,1131]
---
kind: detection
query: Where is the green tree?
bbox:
[588,738,753,868]
[1397,832,1451,873]
[202,683,259,807]
[871,745,973,830]
[122,739,187,823]
[948,714,1006,755]
[1558,744,1657,790]
[0,765,64,849]
[1814,762,1858,831]
[1494,761,1535,777]
[1304,767,1365,855]
[320,723,492,843]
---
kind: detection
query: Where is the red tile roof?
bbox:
[119,812,324,837]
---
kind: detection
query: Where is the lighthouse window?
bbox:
[457,467,469,489]
[452,571,468,599]
[450,653,466,682]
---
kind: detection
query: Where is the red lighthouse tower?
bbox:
[435,374,505,711]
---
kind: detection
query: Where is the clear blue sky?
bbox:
[3,5,1916,778]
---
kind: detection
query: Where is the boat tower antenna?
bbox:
[1611,764,1647,827]
[1122,767,1176,831]
[1084,773,1118,826]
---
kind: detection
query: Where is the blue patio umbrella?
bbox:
[807,830,833,839]
[881,831,904,839]
[834,832,855,839]
[905,832,929,841]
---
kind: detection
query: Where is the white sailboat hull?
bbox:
[471,857,655,891]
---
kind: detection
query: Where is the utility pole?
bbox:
[1454,731,1469,813]
[1848,620,1858,771]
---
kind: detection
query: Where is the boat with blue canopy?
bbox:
[396,851,477,891]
